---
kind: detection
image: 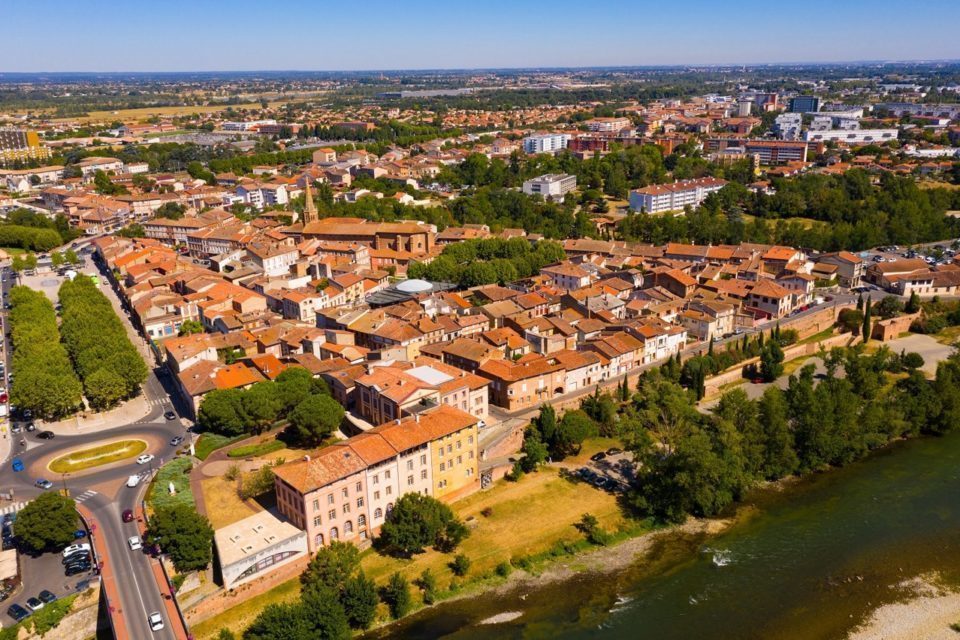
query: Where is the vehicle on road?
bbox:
[38,591,56,604]
[126,475,141,488]
[122,509,134,523]
[7,604,29,622]
[163,410,177,421]
[36,431,54,440]
[169,436,184,447]
[128,536,142,551]
[11,458,23,472]
[136,454,155,465]
[148,611,165,632]
[34,479,52,490]
[61,543,90,558]
[25,597,43,612]
[10,424,20,434]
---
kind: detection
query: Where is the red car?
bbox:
[121,509,134,523]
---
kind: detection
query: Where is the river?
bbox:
[376,430,960,639]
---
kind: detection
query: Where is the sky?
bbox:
[3,0,960,72]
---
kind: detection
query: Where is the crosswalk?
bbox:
[73,490,97,504]
[0,501,26,516]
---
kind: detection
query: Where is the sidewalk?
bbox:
[76,504,131,640]
[42,393,155,436]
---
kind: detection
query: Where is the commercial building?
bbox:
[214,511,308,590]
[0,128,51,164]
[585,117,631,132]
[522,173,577,202]
[222,119,277,131]
[522,133,570,155]
[803,128,898,145]
[628,177,727,214]
[789,96,821,113]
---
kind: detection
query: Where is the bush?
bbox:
[449,553,471,577]
[382,572,411,619]
[494,561,512,578]
[239,465,275,500]
[416,569,438,605]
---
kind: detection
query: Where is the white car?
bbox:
[136,454,155,465]
[148,611,164,632]
[128,536,142,551]
[126,475,141,488]
[62,543,91,557]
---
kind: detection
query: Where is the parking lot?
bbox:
[567,448,635,493]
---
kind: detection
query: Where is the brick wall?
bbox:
[872,312,920,341]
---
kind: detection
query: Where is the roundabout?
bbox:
[48,439,148,473]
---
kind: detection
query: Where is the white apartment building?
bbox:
[774,113,803,140]
[222,119,277,131]
[803,128,899,144]
[628,177,727,214]
[522,133,571,154]
[585,117,631,132]
[522,173,577,202]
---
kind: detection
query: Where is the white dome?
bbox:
[396,279,433,294]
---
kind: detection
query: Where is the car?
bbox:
[128,536,142,551]
[576,467,591,478]
[10,458,23,473]
[34,479,52,490]
[169,436,184,447]
[477,419,487,429]
[606,447,622,456]
[590,452,607,462]
[38,591,56,605]
[163,410,177,421]
[148,611,165,632]
[122,509,134,523]
[21,409,30,420]
[24,423,35,432]
[7,604,29,622]
[61,543,91,558]
[602,477,620,492]
[63,551,90,565]
[2,514,15,526]
[126,475,141,488]
[73,529,87,539]
[64,563,90,577]
[10,424,20,434]
[590,475,606,487]
[25,597,43,612]
[136,454,154,465]
[36,431,55,440]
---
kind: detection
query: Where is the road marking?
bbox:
[0,501,26,516]
[73,490,97,503]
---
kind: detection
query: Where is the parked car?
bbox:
[169,436,184,447]
[61,543,90,558]
[24,423,35,432]
[606,447,622,456]
[136,454,154,465]
[128,536,142,551]
[10,424,20,434]
[6,604,29,622]
[163,411,177,421]
[122,509,134,523]
[24,597,43,612]
[38,591,56,605]
[73,530,86,539]
[64,563,90,577]
[590,452,607,462]
[148,611,165,632]
[36,431,54,440]
[34,479,52,490]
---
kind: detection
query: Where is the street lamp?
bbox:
[61,472,69,495]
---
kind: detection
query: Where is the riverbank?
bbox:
[848,575,960,640]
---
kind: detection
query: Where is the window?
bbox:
[374,490,380,500]
[312,499,319,511]
[386,486,392,496]
[439,448,444,458]
[327,494,334,505]
[313,516,321,527]
[341,488,348,498]
[407,475,414,486]
[344,521,353,534]
[355,482,362,492]
[356,497,364,508]
[374,508,383,519]
[468,435,474,444]
[372,475,379,485]
[421,470,427,480]
[469,451,474,459]
[314,533,324,547]
[456,440,462,450]
[447,445,452,454]
[358,514,366,527]
[440,462,446,472]
[420,454,427,465]
[330,527,339,540]
[342,503,350,514]
[328,510,336,521]
[457,455,462,464]
[385,470,391,479]
[407,460,413,471]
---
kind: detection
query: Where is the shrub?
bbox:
[495,562,512,578]
[450,553,471,577]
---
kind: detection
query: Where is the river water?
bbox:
[377,430,960,639]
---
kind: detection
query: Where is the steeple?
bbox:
[303,179,317,225]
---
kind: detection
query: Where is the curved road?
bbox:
[0,412,187,639]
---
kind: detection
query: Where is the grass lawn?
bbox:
[226,438,285,459]
[192,465,633,640]
[195,433,244,461]
[48,440,147,473]
[0,247,27,257]
[799,327,837,345]
[934,326,960,346]
[1,592,80,638]
[147,457,194,511]
[200,476,257,529]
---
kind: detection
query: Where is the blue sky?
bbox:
[4,0,959,72]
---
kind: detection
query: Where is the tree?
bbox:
[274,367,315,413]
[756,387,798,479]
[299,587,351,640]
[905,291,921,314]
[288,394,344,445]
[416,568,438,604]
[243,603,313,640]
[759,340,785,382]
[84,367,129,409]
[50,252,64,268]
[862,296,873,342]
[155,202,186,220]
[63,249,80,265]
[875,295,904,319]
[575,513,610,546]
[519,428,548,472]
[15,493,78,552]
[300,541,360,596]
[378,493,469,556]
[341,572,378,630]
[178,320,204,336]
[551,410,597,458]
[242,382,282,433]
[198,388,249,436]
[837,308,864,334]
[145,504,214,572]
[382,572,411,619]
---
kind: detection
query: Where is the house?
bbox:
[214,511,308,590]
[477,355,565,412]
[817,251,865,287]
[745,279,794,319]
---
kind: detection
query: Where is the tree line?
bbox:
[407,237,566,287]
[0,208,78,252]
[197,367,343,445]
[58,277,148,410]
[7,287,82,419]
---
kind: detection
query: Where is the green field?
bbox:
[48,440,147,473]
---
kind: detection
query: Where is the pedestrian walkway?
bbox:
[73,489,98,504]
[0,501,26,517]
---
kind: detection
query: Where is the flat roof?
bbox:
[214,510,304,567]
